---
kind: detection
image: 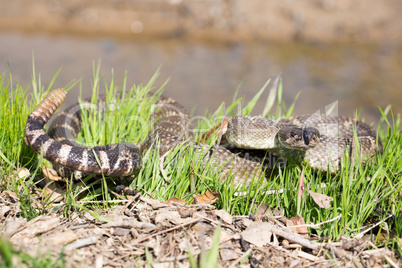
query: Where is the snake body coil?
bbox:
[25,89,382,184]
[25,88,141,177]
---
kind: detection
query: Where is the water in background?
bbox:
[1,32,401,124]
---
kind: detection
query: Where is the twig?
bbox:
[107,188,125,200]
[383,255,399,268]
[103,253,132,266]
[355,213,394,239]
[200,215,236,232]
[234,183,327,197]
[138,186,156,199]
[270,225,319,251]
[297,250,320,261]
[284,214,342,229]
[170,201,215,210]
[76,200,131,204]
[64,236,98,251]
[229,249,252,268]
[132,218,201,245]
[125,192,141,208]
[67,224,91,230]
[103,220,156,230]
[159,251,201,262]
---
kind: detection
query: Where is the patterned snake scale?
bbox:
[25,88,383,185]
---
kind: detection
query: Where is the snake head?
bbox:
[278,126,320,150]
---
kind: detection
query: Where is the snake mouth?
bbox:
[279,126,320,150]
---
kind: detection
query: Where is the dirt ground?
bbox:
[0,0,401,43]
[1,168,399,267]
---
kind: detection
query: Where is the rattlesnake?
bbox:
[25,88,382,185]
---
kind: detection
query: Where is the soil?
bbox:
[1,169,398,267]
[0,0,401,43]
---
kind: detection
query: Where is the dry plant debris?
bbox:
[0,185,399,268]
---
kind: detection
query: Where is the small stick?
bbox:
[170,201,215,210]
[132,218,201,245]
[297,250,320,261]
[234,183,327,197]
[270,225,319,251]
[107,188,125,200]
[64,236,98,251]
[139,186,156,199]
[229,249,252,268]
[76,200,131,204]
[284,214,342,229]
[355,213,394,239]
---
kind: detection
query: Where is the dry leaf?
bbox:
[17,167,30,179]
[256,202,269,215]
[193,190,219,205]
[155,210,183,227]
[42,166,64,181]
[215,209,233,225]
[220,248,239,261]
[241,222,273,247]
[11,216,60,244]
[307,190,333,208]
[140,196,170,209]
[43,181,65,203]
[165,197,186,205]
[397,237,402,250]
[3,217,27,238]
[6,190,19,200]
[47,230,77,246]
[286,215,308,237]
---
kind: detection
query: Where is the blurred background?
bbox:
[1,0,401,123]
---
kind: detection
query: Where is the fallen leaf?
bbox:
[43,182,65,203]
[155,211,183,227]
[42,166,64,182]
[286,215,308,237]
[165,197,186,205]
[140,196,170,209]
[0,206,11,218]
[17,167,30,179]
[6,190,19,200]
[307,190,333,208]
[11,216,60,244]
[3,217,27,238]
[193,190,219,205]
[256,202,269,215]
[241,222,273,247]
[47,230,77,246]
[215,209,233,225]
[110,227,131,236]
[220,248,239,261]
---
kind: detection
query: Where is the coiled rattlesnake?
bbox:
[25,88,382,185]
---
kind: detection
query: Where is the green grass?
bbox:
[0,239,64,268]
[1,63,401,264]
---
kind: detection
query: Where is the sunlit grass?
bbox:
[0,62,401,261]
